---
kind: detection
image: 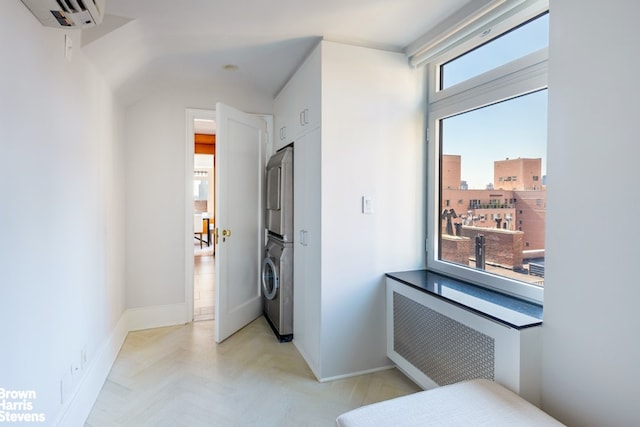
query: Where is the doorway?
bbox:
[193,151,214,321]
[185,108,216,322]
[185,105,273,339]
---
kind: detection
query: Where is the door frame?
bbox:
[184,108,273,323]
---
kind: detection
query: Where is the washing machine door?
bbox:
[261,257,279,300]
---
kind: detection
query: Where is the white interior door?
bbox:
[215,102,267,343]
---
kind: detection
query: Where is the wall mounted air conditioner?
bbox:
[20,0,105,29]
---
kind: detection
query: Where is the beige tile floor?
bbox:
[194,242,214,321]
[85,318,421,427]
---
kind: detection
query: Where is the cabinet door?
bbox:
[297,47,321,134]
[274,82,294,150]
[293,130,321,373]
[291,47,321,139]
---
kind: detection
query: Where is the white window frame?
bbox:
[426,5,548,304]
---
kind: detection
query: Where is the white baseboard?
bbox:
[292,340,395,384]
[293,339,321,380]
[54,303,188,426]
[126,302,188,331]
[54,314,129,427]
[317,364,396,383]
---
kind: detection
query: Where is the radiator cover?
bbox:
[393,292,495,385]
[386,277,543,405]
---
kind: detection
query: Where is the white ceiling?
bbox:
[81,0,471,105]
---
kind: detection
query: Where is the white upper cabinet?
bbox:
[273,81,292,147]
[274,47,321,150]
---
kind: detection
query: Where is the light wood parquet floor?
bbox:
[193,243,214,322]
[85,317,421,426]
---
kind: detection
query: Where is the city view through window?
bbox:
[439,89,548,287]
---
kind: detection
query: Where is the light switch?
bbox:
[362,196,374,214]
[65,34,73,61]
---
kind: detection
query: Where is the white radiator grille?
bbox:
[393,291,495,385]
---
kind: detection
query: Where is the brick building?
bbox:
[440,155,546,268]
[494,157,543,190]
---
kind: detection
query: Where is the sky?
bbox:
[440,13,549,189]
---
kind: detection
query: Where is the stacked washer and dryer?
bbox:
[262,146,294,342]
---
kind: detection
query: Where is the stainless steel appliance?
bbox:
[262,237,293,341]
[265,146,293,241]
[262,145,294,341]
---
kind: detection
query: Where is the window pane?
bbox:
[439,89,547,287]
[441,13,549,89]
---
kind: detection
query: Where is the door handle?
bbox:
[215,228,231,243]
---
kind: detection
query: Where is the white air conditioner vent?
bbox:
[20,0,105,29]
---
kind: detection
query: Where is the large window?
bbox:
[440,13,549,89]
[427,7,549,303]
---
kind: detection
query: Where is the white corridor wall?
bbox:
[0,0,126,424]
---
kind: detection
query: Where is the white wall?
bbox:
[320,42,426,378]
[124,88,273,311]
[0,0,125,423]
[542,1,640,425]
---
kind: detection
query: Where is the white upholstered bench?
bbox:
[336,379,564,427]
